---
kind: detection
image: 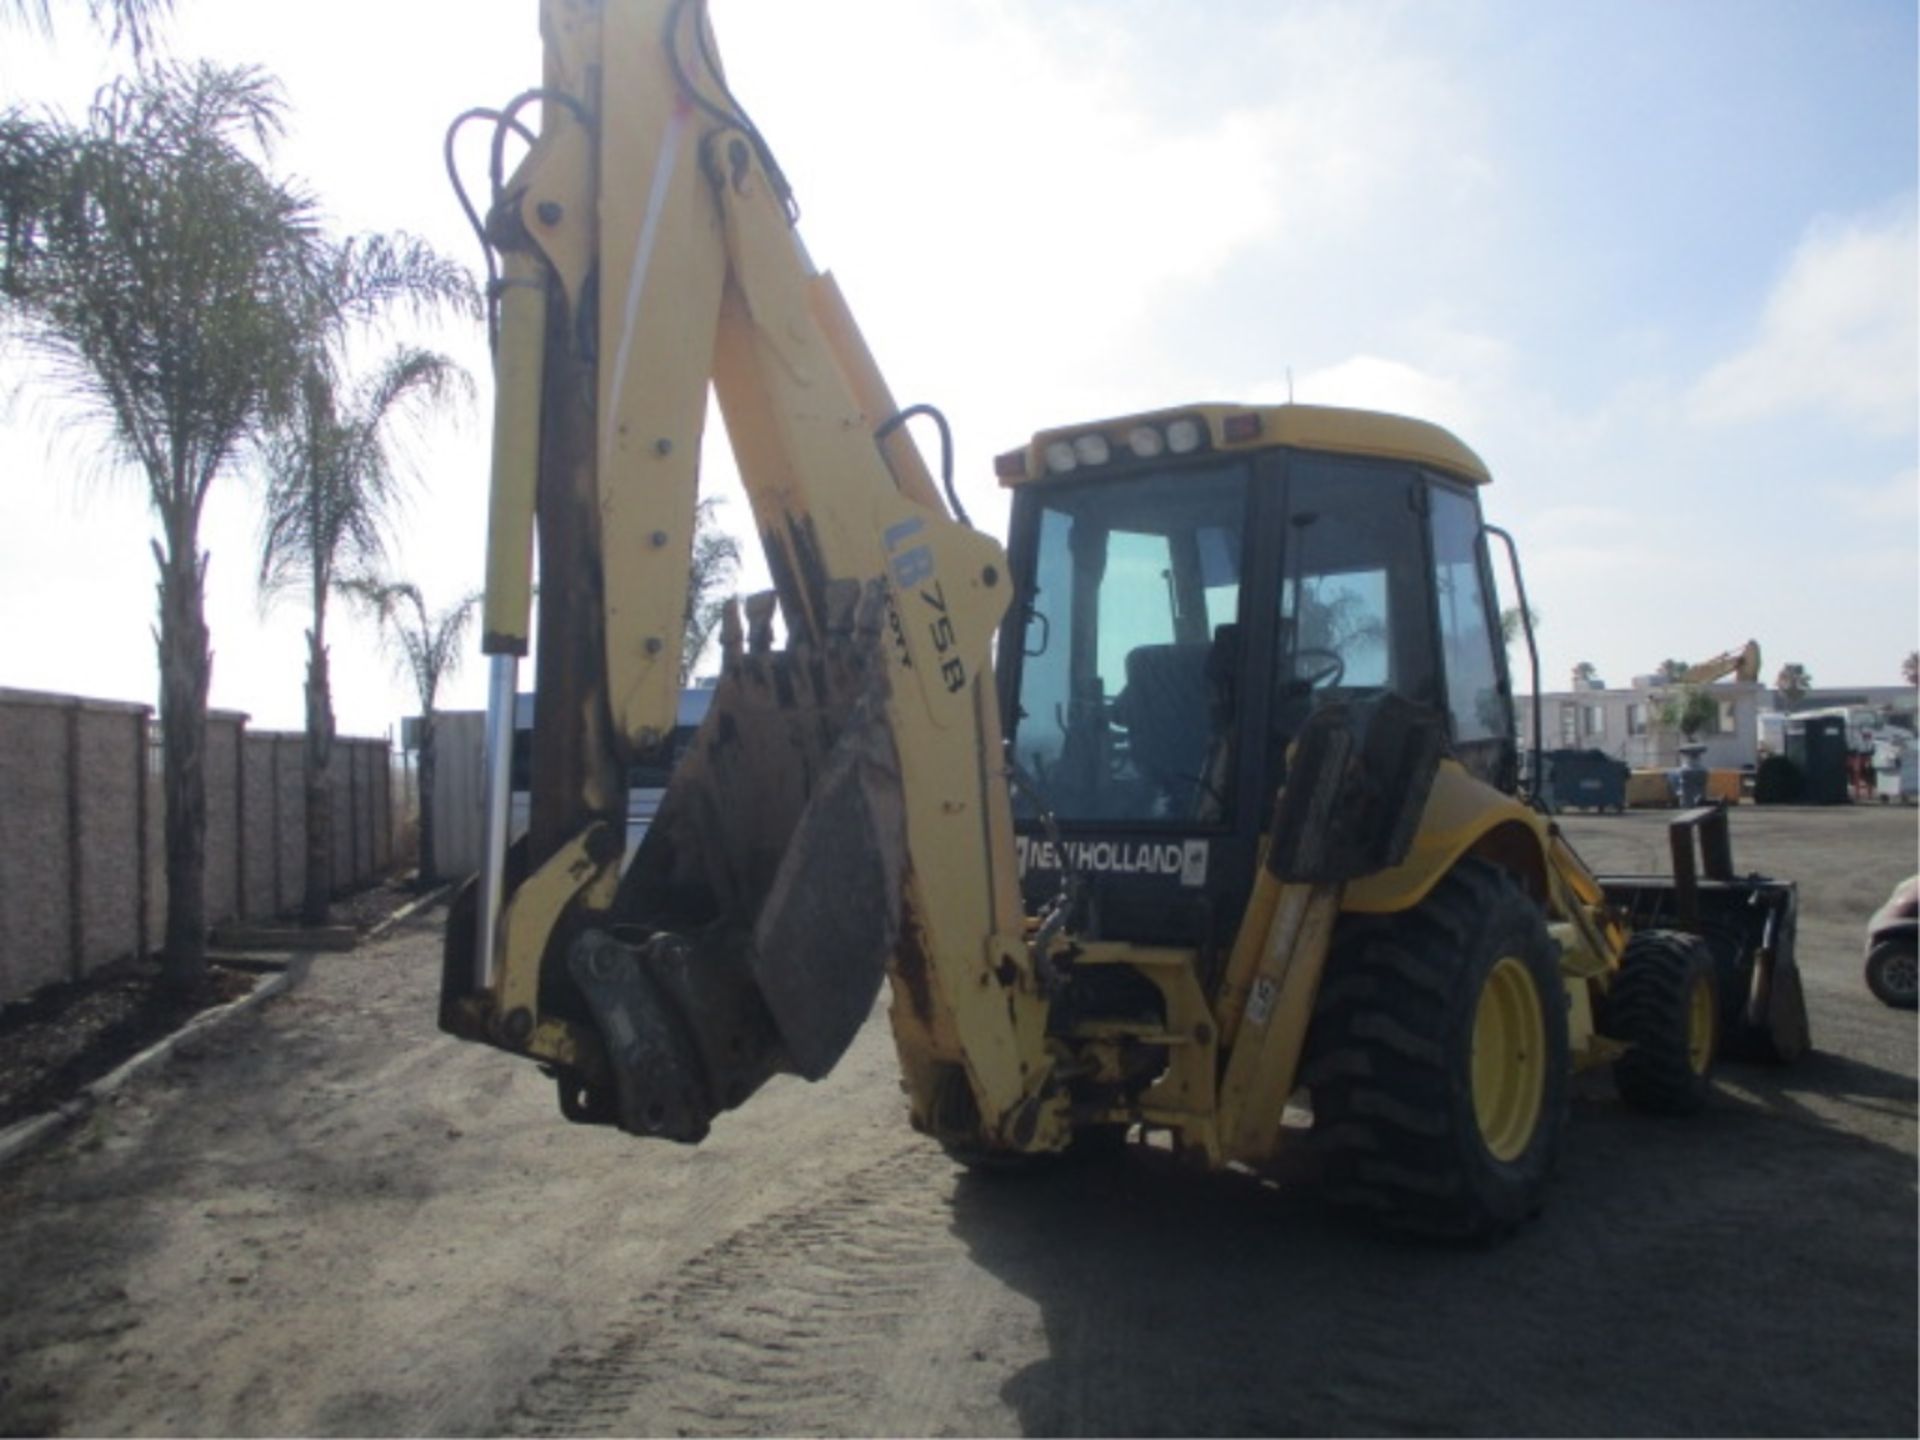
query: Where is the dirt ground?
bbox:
[0,806,1912,1437]
[0,880,416,1132]
[0,963,254,1131]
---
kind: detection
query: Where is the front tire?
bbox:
[1607,929,1718,1114]
[1305,860,1568,1241]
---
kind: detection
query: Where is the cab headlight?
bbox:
[1072,433,1112,467]
[1127,424,1165,459]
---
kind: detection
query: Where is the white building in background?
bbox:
[1514,678,1918,773]
[1514,677,1769,770]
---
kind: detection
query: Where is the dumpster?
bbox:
[1628,769,1676,807]
[1786,715,1850,805]
[1705,768,1744,804]
[1543,747,1628,813]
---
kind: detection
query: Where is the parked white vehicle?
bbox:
[1871,729,1917,803]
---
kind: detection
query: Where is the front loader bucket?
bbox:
[565,580,909,1141]
[1601,806,1811,1064]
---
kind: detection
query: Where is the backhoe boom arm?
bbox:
[445,0,1064,1149]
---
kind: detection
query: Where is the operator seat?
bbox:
[1114,628,1238,817]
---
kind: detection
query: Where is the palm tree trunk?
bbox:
[302,626,335,925]
[155,532,209,990]
[417,716,438,888]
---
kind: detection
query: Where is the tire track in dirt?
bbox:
[498,1142,974,1437]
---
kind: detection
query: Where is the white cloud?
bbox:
[1689,204,1919,435]
[1519,504,1641,546]
[1283,353,1480,434]
[1824,467,1919,522]
[730,2,1487,394]
[1262,320,1524,450]
[6,0,1909,730]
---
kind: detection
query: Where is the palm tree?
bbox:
[259,346,471,925]
[3,0,172,54]
[1,64,323,988]
[1571,660,1598,691]
[1498,604,1540,647]
[1903,651,1917,688]
[1776,663,1813,711]
[682,496,742,685]
[348,581,480,889]
[1656,658,1691,682]
[1659,685,1718,741]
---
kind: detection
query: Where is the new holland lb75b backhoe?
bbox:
[439,0,1810,1237]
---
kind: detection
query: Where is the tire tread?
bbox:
[1306,860,1567,1240]
[1607,929,1716,1114]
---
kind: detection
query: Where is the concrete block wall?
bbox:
[204,712,244,931]
[270,733,305,918]
[0,697,89,999]
[0,689,397,1006]
[329,739,353,896]
[371,749,393,874]
[74,706,147,975]
[241,737,278,922]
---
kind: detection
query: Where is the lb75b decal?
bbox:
[883,515,967,695]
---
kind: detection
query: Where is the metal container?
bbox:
[1785,715,1850,805]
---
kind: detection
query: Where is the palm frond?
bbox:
[682,495,742,683]
[257,345,469,636]
[3,0,174,56]
[326,230,482,334]
[4,62,323,522]
[345,577,481,714]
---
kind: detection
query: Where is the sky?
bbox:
[1,0,1915,742]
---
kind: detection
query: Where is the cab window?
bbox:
[1012,465,1249,824]
[1428,479,1508,745]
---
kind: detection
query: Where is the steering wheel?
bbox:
[1292,647,1346,688]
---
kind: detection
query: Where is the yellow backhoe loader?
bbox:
[438,0,1809,1238]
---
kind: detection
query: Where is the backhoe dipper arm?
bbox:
[445,0,1066,1151]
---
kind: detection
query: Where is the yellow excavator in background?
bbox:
[1682,642,1765,686]
[438,0,1808,1238]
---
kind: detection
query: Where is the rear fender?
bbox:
[1341,762,1550,916]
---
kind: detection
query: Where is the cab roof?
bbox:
[999,403,1492,488]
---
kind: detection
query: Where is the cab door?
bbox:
[1425,476,1517,790]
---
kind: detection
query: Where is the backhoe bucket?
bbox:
[567,580,909,1141]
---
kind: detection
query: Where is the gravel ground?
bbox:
[0,805,1912,1437]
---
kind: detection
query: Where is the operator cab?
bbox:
[995,405,1516,953]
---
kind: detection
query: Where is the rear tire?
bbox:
[1304,859,1568,1241]
[1607,930,1718,1114]
[1865,939,1919,1009]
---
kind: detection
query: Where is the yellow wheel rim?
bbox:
[1686,973,1716,1075]
[1472,956,1547,1163]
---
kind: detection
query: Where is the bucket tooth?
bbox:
[745,589,777,654]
